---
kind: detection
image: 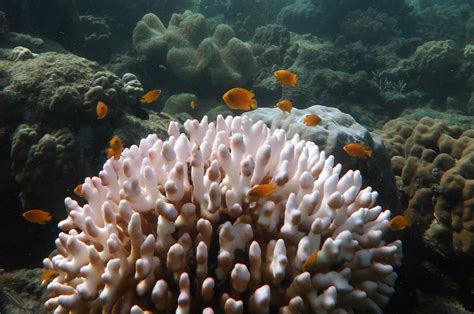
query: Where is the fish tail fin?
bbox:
[251,100,257,109]
[366,149,373,158]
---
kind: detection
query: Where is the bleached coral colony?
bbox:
[43,115,402,313]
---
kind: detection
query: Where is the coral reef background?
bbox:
[0,0,473,312]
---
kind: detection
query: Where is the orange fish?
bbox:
[223,88,257,111]
[343,143,372,160]
[247,183,277,198]
[274,70,297,87]
[96,101,108,119]
[190,99,197,109]
[276,100,293,113]
[389,215,410,231]
[22,209,51,224]
[304,114,321,126]
[74,184,83,197]
[41,269,58,283]
[107,135,123,160]
[303,250,318,272]
[140,89,161,104]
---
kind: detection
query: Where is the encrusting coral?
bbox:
[43,115,401,313]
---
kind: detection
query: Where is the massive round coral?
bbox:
[43,115,401,313]
[380,117,474,255]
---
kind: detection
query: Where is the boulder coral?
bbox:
[10,125,86,210]
[161,92,198,115]
[276,0,411,38]
[0,51,147,125]
[340,8,401,43]
[44,115,401,313]
[380,117,474,255]
[78,15,116,62]
[416,4,472,43]
[83,71,144,118]
[250,30,379,115]
[244,105,401,214]
[388,40,463,93]
[408,40,461,81]
[0,52,98,123]
[0,50,155,218]
[133,11,257,87]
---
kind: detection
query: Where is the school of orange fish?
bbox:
[20,69,410,281]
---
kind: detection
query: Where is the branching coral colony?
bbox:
[43,115,402,313]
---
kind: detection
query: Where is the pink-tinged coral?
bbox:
[43,115,402,313]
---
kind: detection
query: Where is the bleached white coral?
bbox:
[43,115,402,313]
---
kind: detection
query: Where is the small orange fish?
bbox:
[276,100,293,113]
[107,135,123,160]
[223,88,257,111]
[140,89,161,104]
[274,70,297,87]
[96,101,108,119]
[247,183,277,198]
[304,114,321,126]
[22,209,51,224]
[303,250,318,272]
[41,269,58,283]
[389,215,410,231]
[190,100,197,109]
[73,184,83,197]
[343,143,373,160]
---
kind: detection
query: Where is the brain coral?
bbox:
[44,115,401,313]
[380,117,474,255]
[133,10,257,87]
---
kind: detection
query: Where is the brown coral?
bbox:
[380,117,474,255]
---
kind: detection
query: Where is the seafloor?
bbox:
[0,0,473,313]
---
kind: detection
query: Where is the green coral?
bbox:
[133,10,257,87]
